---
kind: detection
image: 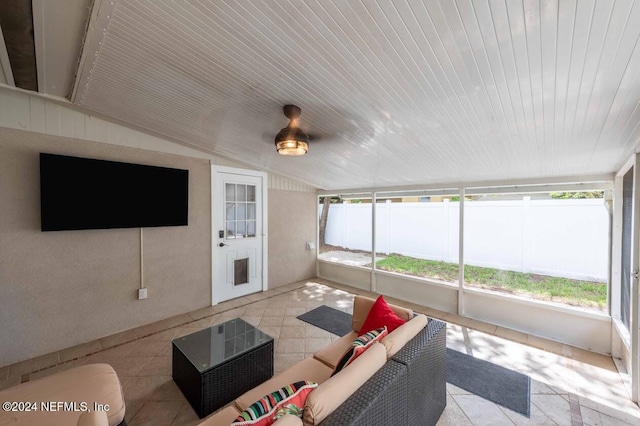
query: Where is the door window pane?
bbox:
[226,221,235,239]
[226,203,235,221]
[237,185,246,202]
[237,203,246,221]
[226,183,235,202]
[247,185,256,202]
[247,220,256,237]
[236,221,246,238]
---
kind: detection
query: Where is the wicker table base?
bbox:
[172,318,274,418]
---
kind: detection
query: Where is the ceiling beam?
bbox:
[0,0,37,91]
[32,0,44,94]
[0,24,15,86]
[317,174,615,196]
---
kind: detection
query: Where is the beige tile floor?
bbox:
[3,278,640,425]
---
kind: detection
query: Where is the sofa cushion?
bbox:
[236,357,333,410]
[331,327,387,377]
[312,331,358,369]
[359,295,408,334]
[352,295,412,333]
[380,314,429,358]
[303,343,387,426]
[198,405,242,425]
[233,381,317,426]
[0,363,125,426]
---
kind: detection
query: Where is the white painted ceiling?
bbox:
[16,1,640,189]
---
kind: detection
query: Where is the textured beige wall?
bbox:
[268,190,317,287]
[0,127,211,366]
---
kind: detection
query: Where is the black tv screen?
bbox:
[40,153,188,231]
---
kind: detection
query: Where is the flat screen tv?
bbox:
[40,153,189,231]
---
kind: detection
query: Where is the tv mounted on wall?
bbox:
[40,153,189,231]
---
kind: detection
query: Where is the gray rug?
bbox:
[447,348,530,417]
[297,305,531,417]
[297,305,353,336]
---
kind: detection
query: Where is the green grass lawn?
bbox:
[376,254,607,310]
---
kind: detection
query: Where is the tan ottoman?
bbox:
[0,363,125,426]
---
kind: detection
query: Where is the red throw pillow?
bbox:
[360,295,406,335]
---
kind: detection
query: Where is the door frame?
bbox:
[612,154,640,403]
[211,165,268,305]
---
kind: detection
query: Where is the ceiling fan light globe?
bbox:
[276,140,308,156]
[274,122,309,156]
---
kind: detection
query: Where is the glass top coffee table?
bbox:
[172,318,274,418]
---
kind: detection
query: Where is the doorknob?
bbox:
[219,242,227,247]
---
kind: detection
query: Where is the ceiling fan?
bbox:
[274,105,310,156]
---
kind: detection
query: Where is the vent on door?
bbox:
[234,258,248,286]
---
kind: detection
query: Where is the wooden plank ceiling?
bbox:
[31,1,640,189]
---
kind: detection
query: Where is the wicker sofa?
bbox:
[319,318,446,426]
[200,295,447,426]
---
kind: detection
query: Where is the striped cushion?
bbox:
[233,381,318,425]
[331,326,387,377]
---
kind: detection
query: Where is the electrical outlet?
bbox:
[306,241,316,250]
[138,288,148,300]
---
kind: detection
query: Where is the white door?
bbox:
[212,166,267,303]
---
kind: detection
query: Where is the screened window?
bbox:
[463,191,609,312]
[373,190,460,284]
[318,195,372,268]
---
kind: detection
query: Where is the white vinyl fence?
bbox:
[320,198,609,282]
